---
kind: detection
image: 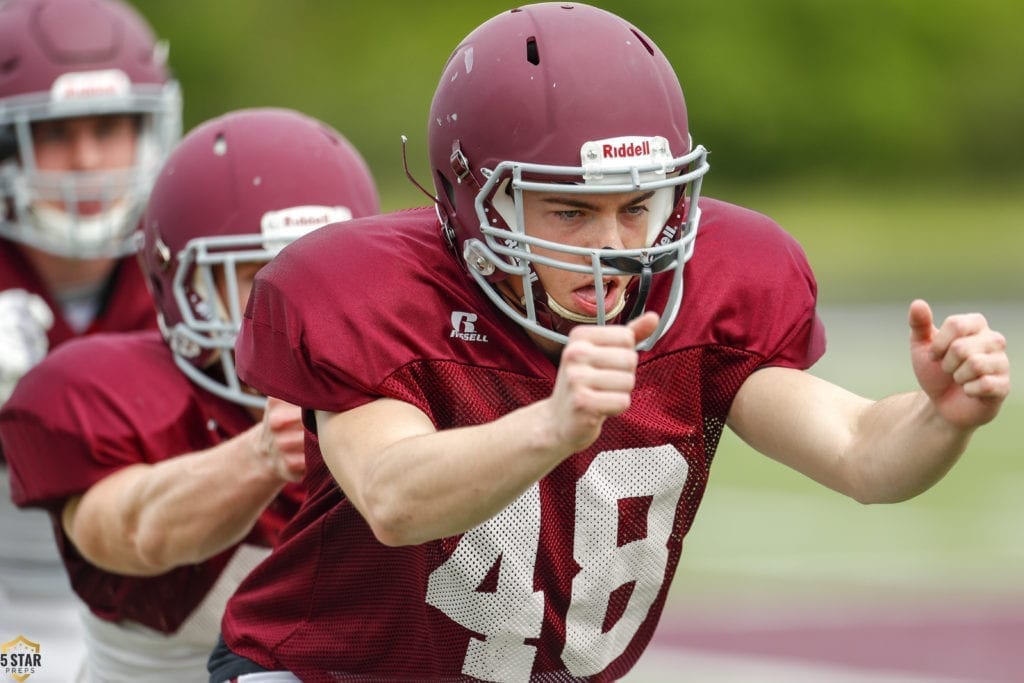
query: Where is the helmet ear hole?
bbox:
[526,37,540,65]
[629,29,655,55]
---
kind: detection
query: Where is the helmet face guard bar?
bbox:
[167,233,291,409]
[464,145,709,350]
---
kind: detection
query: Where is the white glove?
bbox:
[0,289,55,402]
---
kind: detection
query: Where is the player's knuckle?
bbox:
[561,341,588,364]
[971,374,996,395]
[965,354,988,375]
[948,336,971,359]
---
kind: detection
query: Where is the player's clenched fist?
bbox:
[253,396,307,482]
[908,299,1010,430]
[548,312,660,454]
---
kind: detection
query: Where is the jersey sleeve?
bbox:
[236,213,440,415]
[235,239,369,413]
[0,334,193,510]
[681,198,826,371]
[753,224,825,370]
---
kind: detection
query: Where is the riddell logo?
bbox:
[59,83,118,98]
[260,205,352,253]
[602,140,651,159]
[657,224,678,246]
[281,214,333,228]
[450,312,488,342]
[51,69,130,102]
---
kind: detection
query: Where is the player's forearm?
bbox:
[729,368,972,505]
[135,430,287,569]
[843,390,971,504]
[69,428,285,576]
[339,400,572,547]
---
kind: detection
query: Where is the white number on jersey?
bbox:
[426,445,689,682]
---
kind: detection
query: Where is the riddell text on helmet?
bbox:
[602,140,651,158]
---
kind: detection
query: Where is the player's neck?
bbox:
[20,244,118,297]
[524,327,563,363]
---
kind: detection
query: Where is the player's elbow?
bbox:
[367,522,415,547]
[65,506,170,577]
[840,465,934,506]
[847,483,930,506]
[132,526,184,575]
[360,494,427,547]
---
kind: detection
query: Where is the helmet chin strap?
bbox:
[546,291,627,324]
[598,250,677,321]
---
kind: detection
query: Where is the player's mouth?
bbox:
[41,200,106,217]
[571,277,625,318]
[74,201,106,216]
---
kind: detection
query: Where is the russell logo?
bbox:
[450,312,488,342]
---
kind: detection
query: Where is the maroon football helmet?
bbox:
[0,0,181,258]
[428,3,709,349]
[138,108,380,407]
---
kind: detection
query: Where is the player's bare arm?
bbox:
[318,313,660,547]
[61,398,305,576]
[726,298,1009,504]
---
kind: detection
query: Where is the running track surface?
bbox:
[626,601,1024,682]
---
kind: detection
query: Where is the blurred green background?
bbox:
[131,0,1023,304]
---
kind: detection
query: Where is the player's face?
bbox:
[214,260,264,321]
[210,259,267,413]
[30,114,139,216]
[515,189,654,319]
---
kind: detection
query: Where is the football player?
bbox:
[0,108,380,680]
[0,0,181,674]
[210,4,1010,682]
[0,0,182,399]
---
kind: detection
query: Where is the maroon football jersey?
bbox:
[223,199,825,681]
[0,330,304,633]
[0,237,157,346]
